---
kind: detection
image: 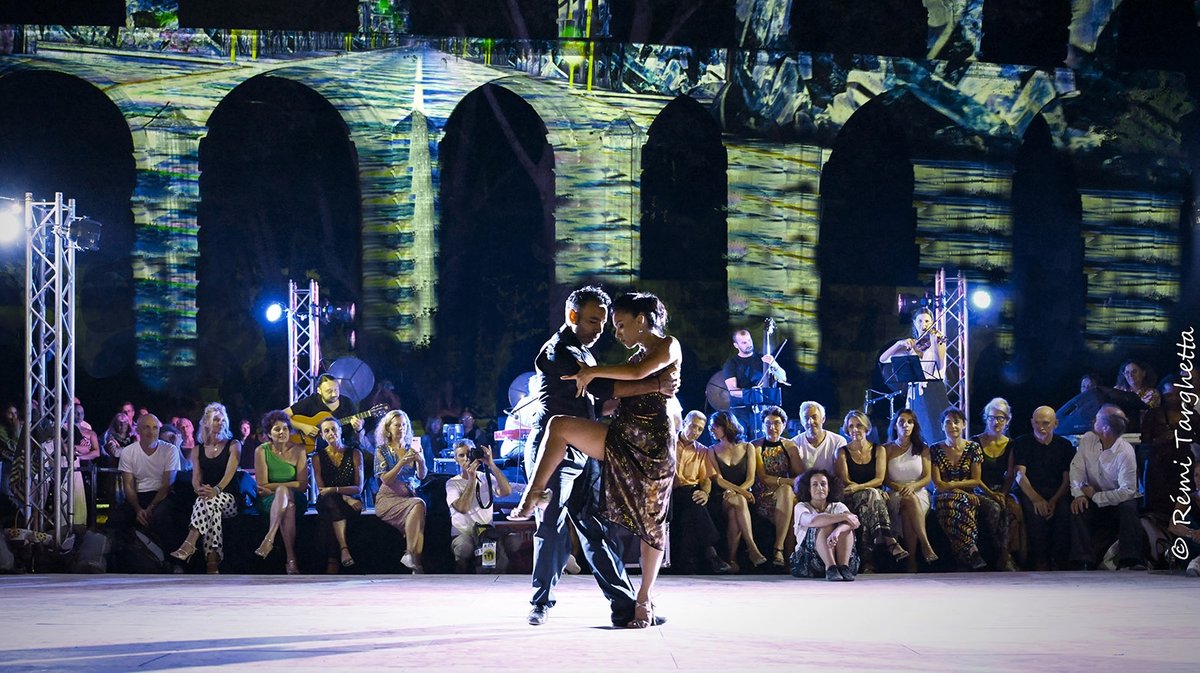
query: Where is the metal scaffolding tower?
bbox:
[21,193,94,547]
[934,268,970,434]
[288,279,321,405]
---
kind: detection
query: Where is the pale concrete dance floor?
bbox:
[2,571,1197,672]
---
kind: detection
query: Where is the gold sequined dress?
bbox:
[603,385,677,551]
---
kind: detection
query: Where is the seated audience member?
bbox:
[109,414,180,562]
[1138,386,1195,566]
[753,406,805,567]
[973,398,1025,567]
[792,401,847,473]
[97,410,135,505]
[446,439,512,573]
[159,423,189,472]
[176,417,196,455]
[253,410,309,575]
[1069,406,1145,570]
[313,418,365,573]
[1079,373,1100,394]
[69,399,101,530]
[237,419,256,470]
[791,468,860,581]
[1114,359,1160,410]
[374,409,428,573]
[459,410,493,456]
[170,402,240,573]
[1165,459,1200,577]
[1011,406,1074,570]
[931,407,1012,571]
[707,411,768,572]
[835,410,908,569]
[670,411,731,574]
[884,409,937,569]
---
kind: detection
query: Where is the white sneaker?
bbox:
[1187,556,1200,578]
[564,554,581,575]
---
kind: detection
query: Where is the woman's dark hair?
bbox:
[611,292,668,334]
[261,410,293,435]
[793,468,844,503]
[1115,359,1157,391]
[888,409,926,452]
[708,410,744,443]
[760,405,788,424]
[940,406,965,425]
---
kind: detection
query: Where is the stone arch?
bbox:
[197,73,362,407]
[1008,113,1083,399]
[0,67,137,400]
[437,82,555,416]
[641,94,727,283]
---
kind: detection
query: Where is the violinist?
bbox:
[879,309,949,442]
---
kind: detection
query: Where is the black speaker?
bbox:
[1056,386,1147,435]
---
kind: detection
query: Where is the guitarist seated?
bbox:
[287,374,366,452]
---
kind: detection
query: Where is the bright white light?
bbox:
[0,205,21,244]
[265,303,285,323]
[971,289,993,310]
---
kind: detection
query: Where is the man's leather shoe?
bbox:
[708,557,732,575]
[527,605,550,626]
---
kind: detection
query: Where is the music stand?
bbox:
[884,355,930,389]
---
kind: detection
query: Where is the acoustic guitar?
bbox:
[290,403,388,450]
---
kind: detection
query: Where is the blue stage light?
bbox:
[265,302,285,323]
[971,289,993,310]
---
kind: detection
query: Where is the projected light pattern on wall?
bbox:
[1081,190,1183,352]
[0,0,1193,402]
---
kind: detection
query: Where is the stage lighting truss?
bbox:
[20,193,103,547]
[933,268,970,433]
[288,279,321,405]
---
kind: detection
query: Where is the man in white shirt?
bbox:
[792,401,846,473]
[109,414,181,554]
[446,439,512,573]
[1069,406,1145,570]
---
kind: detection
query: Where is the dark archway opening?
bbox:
[980,0,1071,67]
[790,0,927,58]
[641,95,727,283]
[198,75,360,420]
[438,83,553,418]
[0,70,135,409]
[1008,114,1084,413]
[817,93,917,426]
[639,94,728,410]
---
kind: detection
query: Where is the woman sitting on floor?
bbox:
[791,468,860,581]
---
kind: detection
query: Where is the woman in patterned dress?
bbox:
[930,407,1011,570]
[835,410,908,570]
[511,292,681,629]
[752,405,804,567]
[169,402,240,573]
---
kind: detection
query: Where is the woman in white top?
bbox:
[791,468,860,581]
[884,409,938,570]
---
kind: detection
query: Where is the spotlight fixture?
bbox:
[265,302,286,323]
[0,200,21,244]
[67,217,102,251]
[970,289,993,311]
[896,292,929,317]
[321,302,355,325]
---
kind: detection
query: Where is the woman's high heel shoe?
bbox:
[625,601,653,629]
[507,487,553,521]
[285,558,300,575]
[255,538,274,559]
[170,540,196,563]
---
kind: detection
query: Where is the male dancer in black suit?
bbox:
[521,285,678,626]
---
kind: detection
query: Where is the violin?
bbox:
[762,317,777,387]
[914,326,946,353]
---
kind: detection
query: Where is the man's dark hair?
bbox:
[566,285,611,314]
[317,373,338,387]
